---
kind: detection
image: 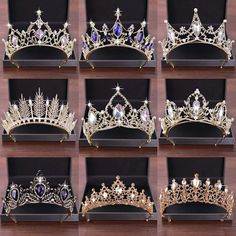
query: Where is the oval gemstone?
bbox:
[34,29,45,40]
[113,104,125,119]
[113,23,122,37]
[83,42,88,49]
[137,31,144,43]
[11,189,19,201]
[60,188,69,201]
[193,100,200,114]
[88,111,97,125]
[91,31,98,42]
[35,184,45,197]
[141,108,150,122]
[192,23,201,37]
[218,30,224,42]
[217,106,224,121]
[148,42,154,50]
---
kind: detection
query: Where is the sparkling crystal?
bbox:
[141,108,150,122]
[35,184,45,197]
[88,111,97,125]
[137,31,144,43]
[34,29,45,40]
[11,189,18,201]
[113,104,125,119]
[115,186,122,194]
[91,31,98,42]
[60,188,69,201]
[192,175,200,188]
[83,42,88,49]
[167,106,174,119]
[12,36,18,46]
[218,29,224,42]
[61,35,69,46]
[171,179,178,191]
[181,178,187,186]
[193,100,200,114]
[192,22,201,37]
[114,23,122,37]
[205,178,211,186]
[217,106,224,121]
[215,180,222,190]
[168,29,175,43]
[130,193,135,199]
[103,192,108,199]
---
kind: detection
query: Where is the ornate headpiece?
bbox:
[159,8,234,67]
[3,170,76,223]
[159,89,233,145]
[2,9,76,68]
[159,173,234,221]
[81,8,155,68]
[82,85,156,148]
[81,176,154,221]
[2,88,77,142]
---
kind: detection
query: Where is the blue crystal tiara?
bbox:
[81,8,155,68]
[2,170,76,223]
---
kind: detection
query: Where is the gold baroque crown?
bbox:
[82,85,156,148]
[81,8,155,68]
[159,89,233,145]
[159,8,234,68]
[81,176,154,221]
[2,9,76,68]
[159,173,234,221]
[2,88,77,142]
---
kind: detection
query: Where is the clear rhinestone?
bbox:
[167,106,174,119]
[113,104,125,119]
[61,35,69,46]
[171,179,178,191]
[218,29,224,43]
[168,29,175,43]
[205,178,211,186]
[34,29,45,40]
[88,111,97,125]
[217,106,224,121]
[192,176,200,188]
[115,186,122,194]
[12,36,18,46]
[193,100,200,114]
[103,192,108,199]
[141,108,150,122]
[214,180,222,190]
[192,23,201,37]
[130,193,135,199]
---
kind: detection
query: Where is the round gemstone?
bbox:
[113,23,122,37]
[137,31,144,43]
[34,29,45,40]
[141,108,150,122]
[35,184,46,197]
[10,189,19,201]
[88,111,97,125]
[91,31,98,42]
[193,100,200,114]
[60,188,69,201]
[192,23,201,37]
[113,104,125,119]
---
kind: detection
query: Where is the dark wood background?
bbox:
[0,0,236,235]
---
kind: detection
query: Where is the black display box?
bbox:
[159,79,234,145]
[79,79,157,147]
[2,79,77,142]
[79,0,156,68]
[79,157,157,221]
[3,0,77,68]
[161,0,235,68]
[162,157,232,221]
[1,157,78,222]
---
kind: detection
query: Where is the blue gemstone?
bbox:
[61,188,69,201]
[128,36,132,43]
[83,42,88,49]
[11,189,18,201]
[91,31,98,42]
[148,43,154,50]
[137,32,144,43]
[35,184,45,197]
[114,23,122,37]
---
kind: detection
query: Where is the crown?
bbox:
[82,85,156,148]
[2,9,76,68]
[81,176,154,221]
[159,89,233,145]
[159,173,234,221]
[159,8,234,67]
[81,8,155,68]
[2,170,76,223]
[2,88,77,142]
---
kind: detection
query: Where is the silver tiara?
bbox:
[81,8,155,68]
[159,8,234,67]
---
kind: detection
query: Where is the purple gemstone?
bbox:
[34,29,45,40]
[137,31,144,43]
[113,104,125,119]
[91,31,98,42]
[11,189,18,201]
[141,108,150,122]
[83,42,88,49]
[113,23,122,37]
[148,42,154,50]
[35,184,45,197]
[61,35,69,46]
[60,188,69,201]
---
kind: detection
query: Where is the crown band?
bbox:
[159,8,234,68]
[159,89,233,146]
[2,170,76,223]
[2,9,76,68]
[81,8,155,69]
[159,173,234,222]
[82,85,156,148]
[2,88,77,142]
[81,176,154,221]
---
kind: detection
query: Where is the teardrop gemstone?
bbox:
[88,111,97,125]
[91,31,98,42]
[141,108,150,122]
[113,23,122,37]
[60,188,69,201]
[35,184,46,197]
[192,23,201,37]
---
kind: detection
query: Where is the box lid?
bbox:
[9,79,68,103]
[86,0,148,24]
[167,157,225,183]
[8,0,69,25]
[167,0,227,26]
[166,79,226,106]
[7,157,71,184]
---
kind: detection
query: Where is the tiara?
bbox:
[159,173,234,222]
[2,9,76,68]
[2,170,76,223]
[82,85,156,148]
[159,8,234,68]
[159,89,233,146]
[81,8,155,68]
[2,88,77,142]
[81,176,154,221]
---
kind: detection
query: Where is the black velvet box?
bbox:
[79,79,157,147]
[159,79,234,145]
[3,0,77,68]
[163,157,232,221]
[1,157,78,222]
[79,0,156,68]
[161,0,235,68]
[2,79,77,142]
[79,157,157,221]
